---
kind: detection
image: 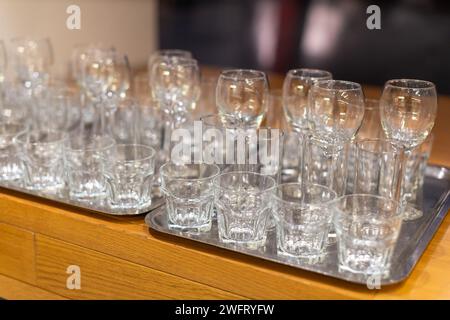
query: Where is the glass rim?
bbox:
[313,79,362,92]
[14,129,67,145]
[384,79,436,90]
[213,170,276,194]
[273,182,337,206]
[160,162,220,182]
[219,69,267,81]
[332,193,403,220]
[113,144,156,162]
[286,68,332,80]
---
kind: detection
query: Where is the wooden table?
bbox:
[0,71,449,299]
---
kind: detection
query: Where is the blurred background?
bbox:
[0,0,448,93]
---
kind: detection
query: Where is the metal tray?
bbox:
[145,164,450,285]
[0,182,164,216]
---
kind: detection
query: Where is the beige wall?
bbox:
[0,0,158,78]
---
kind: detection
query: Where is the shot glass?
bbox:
[214,171,276,249]
[104,144,156,213]
[64,135,116,203]
[160,162,220,232]
[272,183,337,258]
[333,194,403,277]
[15,129,66,193]
[0,122,27,182]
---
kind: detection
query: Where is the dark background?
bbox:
[159,0,450,94]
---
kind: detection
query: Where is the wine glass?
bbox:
[0,40,6,102]
[149,56,200,161]
[380,79,437,220]
[282,68,332,183]
[9,37,53,92]
[216,69,269,128]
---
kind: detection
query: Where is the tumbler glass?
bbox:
[0,122,27,182]
[15,129,66,192]
[214,171,276,249]
[64,135,116,203]
[104,144,156,213]
[333,194,403,277]
[160,162,220,232]
[272,183,337,258]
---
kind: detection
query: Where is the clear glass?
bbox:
[10,37,53,91]
[282,68,332,133]
[0,122,27,182]
[214,171,276,249]
[147,49,192,70]
[64,135,116,203]
[110,97,140,144]
[103,144,156,213]
[333,194,403,277]
[380,79,437,220]
[272,183,337,259]
[0,40,6,88]
[15,129,66,193]
[0,81,32,124]
[160,162,220,232]
[216,69,268,128]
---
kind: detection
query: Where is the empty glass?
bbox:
[380,79,437,220]
[216,69,268,128]
[333,194,403,277]
[64,135,116,203]
[103,144,156,213]
[0,122,27,182]
[10,37,53,91]
[272,183,337,259]
[15,129,66,193]
[160,162,220,232]
[214,171,276,249]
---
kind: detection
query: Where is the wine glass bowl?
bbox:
[380,79,437,150]
[282,68,332,133]
[308,80,365,143]
[216,69,268,128]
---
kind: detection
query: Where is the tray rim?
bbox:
[145,164,450,286]
[0,182,165,216]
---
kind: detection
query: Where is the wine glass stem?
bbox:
[395,146,407,204]
[298,129,309,185]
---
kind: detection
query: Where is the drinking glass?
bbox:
[214,171,276,249]
[110,97,140,144]
[103,144,156,213]
[216,69,269,128]
[282,69,332,184]
[308,80,365,191]
[0,122,27,182]
[160,162,220,232]
[10,37,53,91]
[380,79,437,220]
[333,194,403,277]
[15,129,66,192]
[0,40,6,94]
[347,98,383,192]
[0,81,31,124]
[272,183,337,259]
[64,134,115,203]
[148,49,192,69]
[149,56,200,162]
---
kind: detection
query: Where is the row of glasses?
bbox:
[0,123,156,213]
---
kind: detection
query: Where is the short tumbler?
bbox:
[333,194,403,277]
[272,183,337,258]
[214,171,276,249]
[65,135,116,203]
[160,162,220,232]
[104,144,156,213]
[0,122,27,182]
[15,129,66,192]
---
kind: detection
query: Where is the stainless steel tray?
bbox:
[145,164,450,285]
[0,182,164,216]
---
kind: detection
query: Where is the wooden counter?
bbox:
[0,72,449,299]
